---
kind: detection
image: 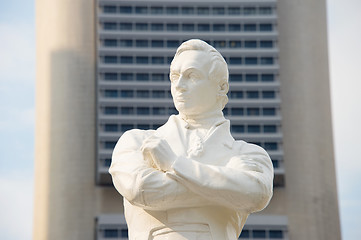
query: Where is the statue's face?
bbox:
[170,50,219,116]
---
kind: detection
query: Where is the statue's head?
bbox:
[169,39,229,116]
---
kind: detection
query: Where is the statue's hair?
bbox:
[171,39,229,109]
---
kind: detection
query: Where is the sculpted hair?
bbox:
[171,39,229,109]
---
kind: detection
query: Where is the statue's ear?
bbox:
[219,81,229,96]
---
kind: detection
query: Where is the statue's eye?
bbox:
[170,74,179,82]
[189,72,200,80]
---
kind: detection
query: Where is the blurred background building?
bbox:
[34,0,341,239]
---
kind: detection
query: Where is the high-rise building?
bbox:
[34,0,341,239]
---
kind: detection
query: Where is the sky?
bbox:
[0,0,360,239]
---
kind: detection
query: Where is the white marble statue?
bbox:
[109,39,274,240]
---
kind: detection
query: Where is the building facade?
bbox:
[34,0,341,239]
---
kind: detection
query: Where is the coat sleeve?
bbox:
[109,129,214,211]
[167,141,274,213]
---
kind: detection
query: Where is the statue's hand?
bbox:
[141,136,177,172]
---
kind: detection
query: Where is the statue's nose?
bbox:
[175,75,187,92]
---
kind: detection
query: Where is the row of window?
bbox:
[102,89,277,100]
[102,38,274,49]
[102,5,274,16]
[102,106,277,116]
[100,72,276,82]
[103,123,278,134]
[103,22,274,32]
[239,229,284,239]
[103,140,279,151]
[102,55,275,65]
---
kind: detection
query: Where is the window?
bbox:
[167,40,179,48]
[103,22,117,30]
[265,142,278,150]
[167,57,173,64]
[104,141,116,149]
[230,91,243,98]
[168,107,178,115]
[272,160,279,168]
[119,39,132,47]
[153,124,162,129]
[120,229,128,238]
[213,7,225,15]
[228,7,240,15]
[259,7,272,15]
[231,108,243,115]
[105,124,118,132]
[104,39,117,47]
[264,125,277,133]
[120,56,133,64]
[231,125,245,133]
[121,124,133,132]
[167,24,179,31]
[246,91,259,98]
[103,158,111,167]
[104,229,118,237]
[136,90,149,98]
[119,23,132,31]
[243,7,256,15]
[136,40,148,47]
[261,57,274,65]
[166,7,178,14]
[198,24,210,31]
[262,91,276,98]
[121,73,133,81]
[229,24,241,31]
[260,24,273,31]
[247,108,260,116]
[104,107,118,114]
[213,41,226,48]
[198,7,209,15]
[230,57,242,65]
[269,230,283,238]
[121,107,133,115]
[244,41,257,48]
[244,24,256,31]
[152,90,165,98]
[182,7,194,15]
[104,73,117,80]
[245,57,257,65]
[150,7,163,14]
[135,6,147,14]
[182,24,195,31]
[120,90,133,98]
[151,40,164,48]
[104,90,117,98]
[263,108,276,116]
[104,56,117,64]
[137,107,150,115]
[119,6,132,14]
[152,73,165,81]
[103,6,116,13]
[261,74,274,82]
[260,40,273,48]
[223,108,228,116]
[153,107,166,115]
[239,229,249,238]
[229,74,242,82]
[253,230,266,238]
[136,56,149,64]
[136,73,149,81]
[138,124,150,130]
[248,125,260,133]
[229,41,241,48]
[152,57,164,64]
[245,74,258,82]
[213,24,225,31]
[135,23,148,31]
[151,23,163,31]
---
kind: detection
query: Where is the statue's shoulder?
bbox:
[118,129,156,144]
[234,139,269,156]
